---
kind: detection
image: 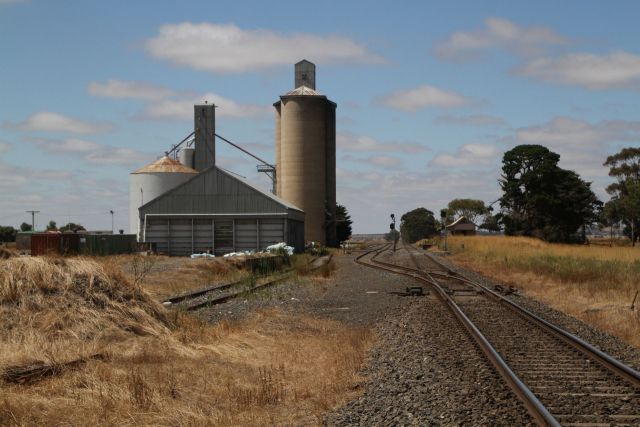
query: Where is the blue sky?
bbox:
[1,0,640,233]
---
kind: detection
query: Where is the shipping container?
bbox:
[16,232,34,252]
[60,233,81,255]
[31,233,62,256]
[81,234,136,256]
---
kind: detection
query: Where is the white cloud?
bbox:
[435,17,568,61]
[342,154,404,170]
[31,138,101,153]
[88,79,176,101]
[144,22,384,73]
[84,148,149,166]
[28,137,150,167]
[0,166,130,231]
[87,79,265,121]
[366,155,403,168]
[0,141,11,154]
[6,112,114,134]
[430,143,500,168]
[0,162,29,188]
[506,117,640,196]
[517,51,640,90]
[513,117,640,148]
[141,92,269,120]
[0,161,71,189]
[434,114,506,127]
[337,132,427,153]
[379,85,473,112]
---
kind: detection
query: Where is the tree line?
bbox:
[397,145,640,245]
[0,221,87,243]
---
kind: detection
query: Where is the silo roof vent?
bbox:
[132,156,199,174]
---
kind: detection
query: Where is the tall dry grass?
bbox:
[445,236,640,349]
[101,255,251,300]
[0,256,370,426]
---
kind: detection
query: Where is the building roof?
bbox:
[283,85,323,96]
[223,168,303,212]
[132,156,198,174]
[138,165,304,221]
[446,216,477,229]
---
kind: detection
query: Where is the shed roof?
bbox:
[446,216,477,229]
[228,169,302,212]
[132,156,198,174]
[138,165,304,221]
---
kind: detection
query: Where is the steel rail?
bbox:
[422,251,640,388]
[356,245,560,426]
[181,272,294,310]
[163,267,296,305]
[170,254,333,311]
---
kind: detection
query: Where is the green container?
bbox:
[81,234,137,256]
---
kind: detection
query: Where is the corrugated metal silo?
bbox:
[129,156,198,237]
[179,147,195,169]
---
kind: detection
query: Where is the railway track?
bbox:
[164,254,333,310]
[356,244,640,426]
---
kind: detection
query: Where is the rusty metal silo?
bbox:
[275,61,337,246]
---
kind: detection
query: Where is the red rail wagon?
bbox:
[30,233,62,256]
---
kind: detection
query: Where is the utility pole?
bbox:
[110,210,114,234]
[440,209,448,252]
[25,210,40,231]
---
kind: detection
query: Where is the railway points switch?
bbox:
[406,286,425,296]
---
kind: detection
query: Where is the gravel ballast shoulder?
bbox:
[326,296,534,426]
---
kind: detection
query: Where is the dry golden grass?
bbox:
[0,256,370,426]
[100,254,251,300]
[445,236,640,349]
[0,246,18,259]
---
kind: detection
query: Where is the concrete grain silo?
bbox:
[274,60,337,246]
[129,156,198,237]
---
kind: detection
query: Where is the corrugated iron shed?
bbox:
[138,165,305,256]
